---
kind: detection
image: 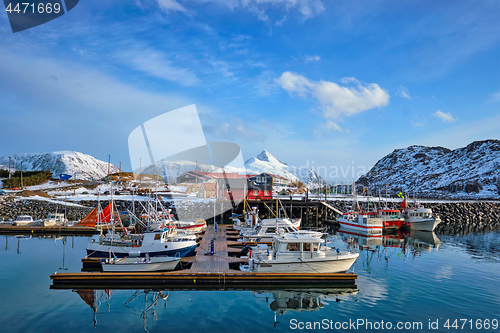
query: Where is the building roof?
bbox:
[201,183,216,191]
[178,171,246,180]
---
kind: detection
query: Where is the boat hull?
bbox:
[337,220,383,235]
[252,255,358,274]
[408,218,441,231]
[101,257,181,272]
[86,243,198,258]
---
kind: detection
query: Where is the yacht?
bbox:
[244,233,359,273]
[40,213,67,227]
[12,215,39,226]
[336,212,383,235]
[86,227,198,258]
[404,205,441,231]
[240,218,319,242]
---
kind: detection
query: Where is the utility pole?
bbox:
[8,157,11,179]
[107,155,110,180]
[119,161,121,172]
[20,161,23,189]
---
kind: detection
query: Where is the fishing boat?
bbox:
[240,218,321,242]
[100,254,181,272]
[12,215,39,226]
[86,228,198,258]
[40,213,67,227]
[377,209,405,229]
[83,199,198,258]
[336,212,383,235]
[404,205,441,231]
[243,233,359,273]
[234,199,301,235]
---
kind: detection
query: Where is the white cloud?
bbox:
[491,90,500,102]
[324,120,342,132]
[181,0,324,20]
[275,71,390,119]
[156,0,188,13]
[433,110,457,123]
[304,55,320,63]
[397,86,411,99]
[120,48,199,86]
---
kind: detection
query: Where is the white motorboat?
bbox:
[100,255,181,272]
[12,215,39,226]
[240,218,319,242]
[86,228,198,259]
[40,213,67,227]
[405,206,441,231]
[336,212,383,235]
[244,233,359,273]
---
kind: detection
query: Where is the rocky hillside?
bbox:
[0,151,120,180]
[357,140,500,198]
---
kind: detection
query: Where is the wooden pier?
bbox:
[51,225,357,289]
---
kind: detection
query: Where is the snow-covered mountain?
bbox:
[0,151,120,180]
[357,140,500,198]
[244,150,327,187]
[140,149,326,187]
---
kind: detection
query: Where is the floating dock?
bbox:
[51,225,357,289]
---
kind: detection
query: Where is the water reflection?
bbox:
[329,227,442,271]
[71,287,358,330]
[253,288,358,327]
[74,289,169,332]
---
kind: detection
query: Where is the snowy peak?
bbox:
[253,150,288,167]
[245,150,326,187]
[0,151,120,180]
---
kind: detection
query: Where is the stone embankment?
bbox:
[328,200,500,234]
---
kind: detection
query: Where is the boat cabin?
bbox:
[408,208,434,219]
[15,215,34,222]
[271,234,324,259]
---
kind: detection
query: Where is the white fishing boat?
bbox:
[12,215,39,226]
[100,254,181,272]
[336,212,383,235]
[244,233,359,273]
[86,228,198,258]
[405,205,441,231]
[40,213,67,227]
[240,218,319,242]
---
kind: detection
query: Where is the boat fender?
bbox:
[336,248,340,254]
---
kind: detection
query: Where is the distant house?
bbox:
[215,178,248,202]
[247,181,273,200]
[247,172,290,187]
[176,171,245,184]
[198,182,216,198]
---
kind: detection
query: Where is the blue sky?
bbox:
[0,0,499,180]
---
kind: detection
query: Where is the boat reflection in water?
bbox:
[72,287,359,330]
[332,226,442,270]
[74,289,169,332]
[253,288,359,327]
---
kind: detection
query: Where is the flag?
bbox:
[400,201,406,209]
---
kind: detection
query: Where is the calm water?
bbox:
[0,229,499,333]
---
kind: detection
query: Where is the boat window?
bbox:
[312,243,318,251]
[303,243,311,251]
[265,227,275,233]
[286,243,300,251]
[154,234,161,240]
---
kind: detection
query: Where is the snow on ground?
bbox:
[14,196,89,207]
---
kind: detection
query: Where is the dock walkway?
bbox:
[51,225,357,289]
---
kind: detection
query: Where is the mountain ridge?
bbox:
[357,139,500,198]
[0,151,120,180]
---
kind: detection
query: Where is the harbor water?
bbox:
[0,229,499,333]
